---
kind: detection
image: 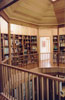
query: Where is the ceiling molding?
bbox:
[0,11,65,28]
[9,18,39,28]
[0,10,65,28]
[9,17,65,26]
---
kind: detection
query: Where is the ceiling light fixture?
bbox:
[51,0,56,2]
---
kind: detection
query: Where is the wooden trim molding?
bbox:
[0,10,9,22]
[0,11,65,28]
[9,18,38,28]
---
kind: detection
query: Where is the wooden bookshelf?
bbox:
[23,35,31,55]
[59,35,65,63]
[11,53,38,67]
[60,35,65,52]
[30,36,37,54]
[53,35,58,63]
[1,33,9,60]
[11,34,14,56]
[53,35,65,64]
[53,35,58,52]
[1,33,38,67]
[10,34,38,67]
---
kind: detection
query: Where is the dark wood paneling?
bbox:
[0,0,19,11]
[53,0,65,24]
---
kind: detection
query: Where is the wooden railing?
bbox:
[40,52,65,67]
[11,53,39,69]
[1,63,65,100]
[2,58,9,64]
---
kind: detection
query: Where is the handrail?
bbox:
[1,63,65,82]
[2,53,65,100]
[40,52,53,54]
[12,53,38,58]
[11,53,39,68]
[40,52,65,54]
[40,52,65,68]
[2,58,9,63]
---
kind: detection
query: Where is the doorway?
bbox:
[40,37,51,67]
[40,37,50,54]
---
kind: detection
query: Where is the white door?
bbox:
[40,37,50,60]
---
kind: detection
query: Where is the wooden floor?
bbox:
[39,60,65,68]
[19,63,38,69]
[19,61,65,69]
[0,94,8,100]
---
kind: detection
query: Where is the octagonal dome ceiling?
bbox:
[4,0,65,26]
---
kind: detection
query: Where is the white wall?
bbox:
[39,27,65,53]
[39,28,58,53]
[0,17,8,34]
[10,24,37,36]
[59,27,65,35]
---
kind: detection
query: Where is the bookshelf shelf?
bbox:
[53,35,65,63]
[10,34,38,67]
[1,33,9,60]
[1,32,38,67]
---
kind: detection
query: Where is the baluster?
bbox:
[58,82,61,100]
[52,80,55,100]
[6,67,10,98]
[18,71,19,100]
[4,66,6,94]
[47,78,49,100]
[10,68,13,99]
[9,68,11,99]
[18,71,21,100]
[11,69,14,100]
[16,70,19,100]
[37,76,39,100]
[10,69,12,99]
[41,77,44,100]
[25,72,28,100]
[28,73,30,100]
[20,71,22,100]
[2,65,4,93]
[6,67,8,97]
[7,67,10,98]
[15,70,18,100]
[14,70,17,100]
[10,69,12,100]
[23,72,26,100]
[32,75,35,100]
[21,72,24,100]
[13,69,15,100]
[4,66,7,96]
[11,69,13,100]
[7,67,9,97]
[14,69,17,100]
